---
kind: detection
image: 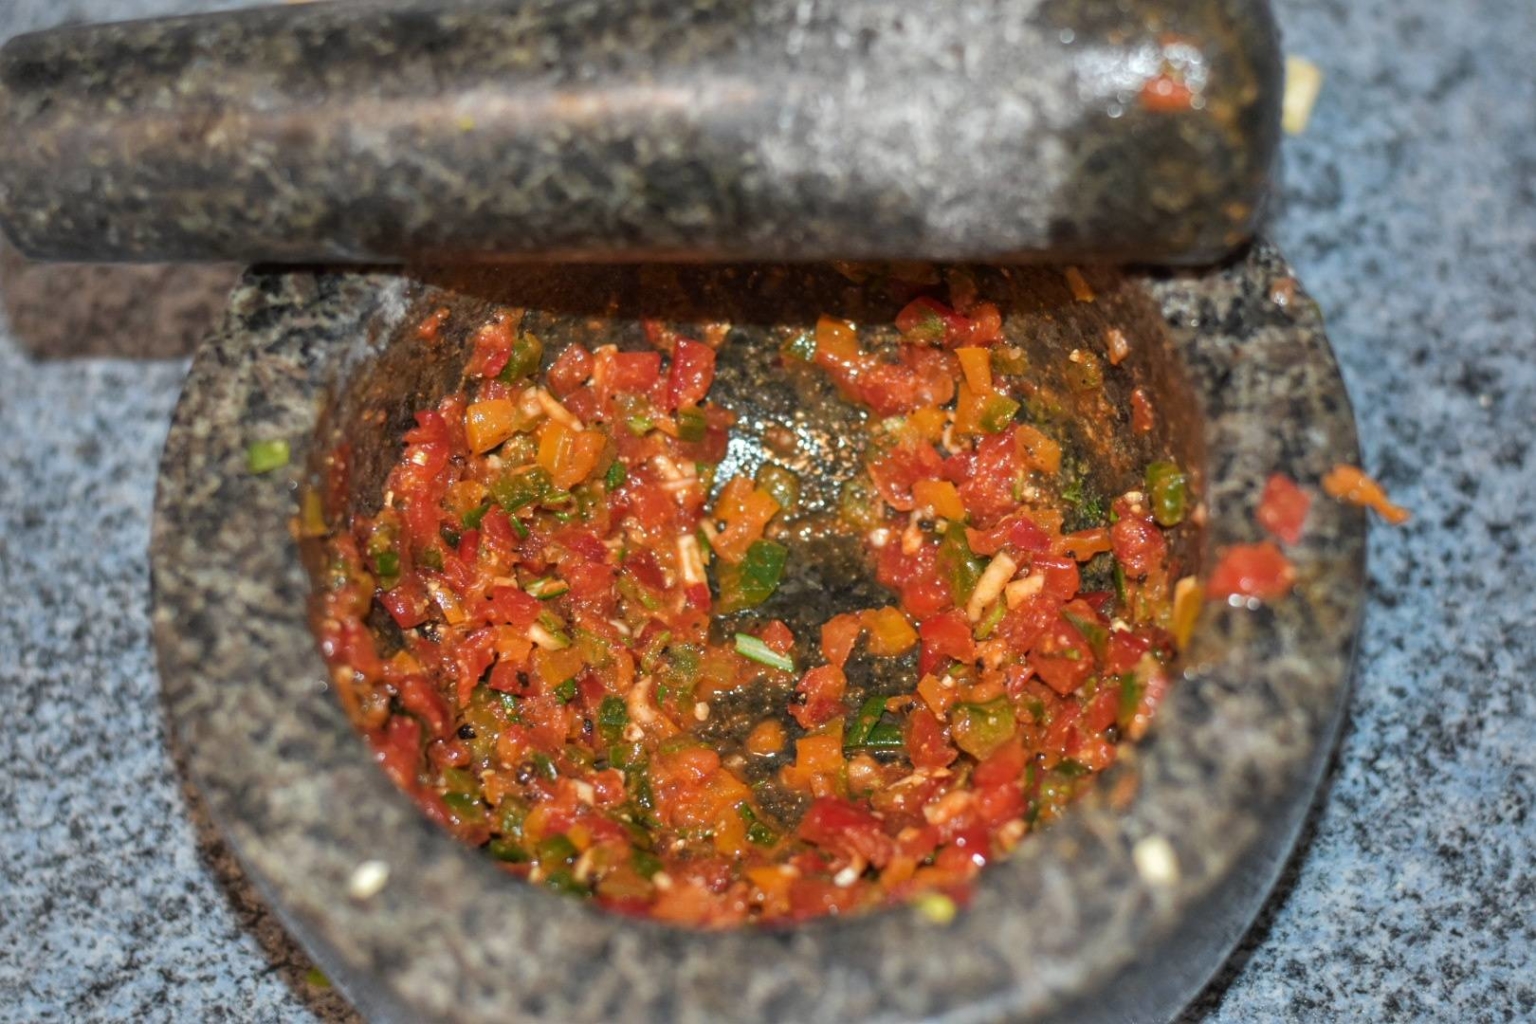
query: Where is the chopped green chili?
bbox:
[491,467,552,511]
[676,407,708,442]
[498,332,544,384]
[845,695,905,752]
[598,695,629,742]
[245,439,290,474]
[714,539,788,614]
[734,633,795,672]
[1145,460,1188,527]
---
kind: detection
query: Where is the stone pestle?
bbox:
[0,0,1280,265]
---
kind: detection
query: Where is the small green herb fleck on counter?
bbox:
[246,439,290,474]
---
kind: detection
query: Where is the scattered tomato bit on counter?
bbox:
[1256,473,1312,545]
[1322,464,1411,525]
[246,438,290,474]
[1206,542,1296,605]
[313,278,1189,928]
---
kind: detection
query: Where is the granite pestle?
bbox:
[0,0,1278,266]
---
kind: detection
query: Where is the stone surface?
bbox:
[0,2,1531,1024]
[0,0,1277,265]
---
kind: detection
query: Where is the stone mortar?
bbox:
[151,239,1364,1023]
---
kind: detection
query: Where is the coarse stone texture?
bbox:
[0,0,1277,265]
[0,1,1531,1023]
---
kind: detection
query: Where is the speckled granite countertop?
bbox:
[1,0,1531,1020]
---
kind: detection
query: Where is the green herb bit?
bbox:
[755,463,801,514]
[443,792,487,823]
[1145,460,1188,527]
[913,890,958,926]
[608,741,645,773]
[715,539,788,614]
[598,695,629,742]
[605,460,627,490]
[974,599,1008,640]
[734,633,795,673]
[419,546,445,571]
[844,695,886,750]
[526,576,570,600]
[736,803,780,847]
[1065,349,1104,392]
[676,406,708,442]
[937,523,984,604]
[1117,671,1144,728]
[553,678,577,704]
[979,394,1021,434]
[1061,475,1108,528]
[530,751,559,782]
[617,571,663,612]
[441,766,477,793]
[913,309,947,343]
[1061,610,1110,660]
[543,869,590,897]
[498,332,544,384]
[844,699,906,753]
[491,467,552,511]
[245,439,290,474]
[631,847,664,878]
[839,475,885,532]
[1054,758,1091,778]
[461,502,491,529]
[951,697,1017,760]
[991,346,1029,377]
[781,330,817,362]
[487,838,530,863]
[373,550,400,580]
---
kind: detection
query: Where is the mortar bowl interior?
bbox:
[151,241,1364,1023]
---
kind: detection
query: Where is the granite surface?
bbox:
[0,1,1532,1023]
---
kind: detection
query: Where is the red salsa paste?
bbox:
[314,278,1185,926]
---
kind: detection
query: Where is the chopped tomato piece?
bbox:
[1257,473,1312,545]
[547,344,593,396]
[1110,508,1167,577]
[611,350,663,394]
[919,610,977,675]
[1208,542,1296,603]
[668,339,717,410]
